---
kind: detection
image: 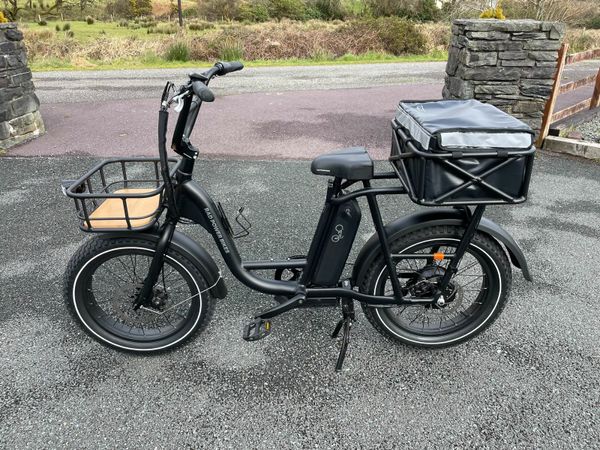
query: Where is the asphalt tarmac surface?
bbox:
[32,60,599,104]
[1,153,599,448]
[11,83,442,159]
[13,60,599,158]
[33,63,448,104]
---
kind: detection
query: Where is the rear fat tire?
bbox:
[359,225,512,347]
[63,236,215,352]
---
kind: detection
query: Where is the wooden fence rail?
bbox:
[536,44,600,147]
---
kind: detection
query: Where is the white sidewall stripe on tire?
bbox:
[373,238,503,346]
[72,246,203,352]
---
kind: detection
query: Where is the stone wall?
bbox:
[443,19,565,134]
[0,23,44,151]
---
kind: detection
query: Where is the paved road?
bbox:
[10,83,442,159]
[15,60,598,159]
[33,60,599,104]
[33,63,447,104]
[0,154,599,448]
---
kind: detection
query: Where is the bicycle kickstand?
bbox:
[331,296,356,372]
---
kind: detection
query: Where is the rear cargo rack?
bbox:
[390,122,535,206]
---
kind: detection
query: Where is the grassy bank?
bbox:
[23,18,451,70]
[20,18,600,72]
[29,51,448,71]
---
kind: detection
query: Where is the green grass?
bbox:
[23,20,156,41]
[29,50,447,72]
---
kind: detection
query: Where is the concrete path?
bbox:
[0,153,598,448]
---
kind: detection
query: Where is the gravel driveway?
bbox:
[0,153,598,448]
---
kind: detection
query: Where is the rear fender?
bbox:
[352,208,532,285]
[99,229,227,299]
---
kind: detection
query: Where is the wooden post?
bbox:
[177,0,183,27]
[536,42,569,148]
[590,68,600,110]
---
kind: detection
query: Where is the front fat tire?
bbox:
[63,236,215,353]
[359,225,512,348]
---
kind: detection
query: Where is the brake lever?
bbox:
[174,96,184,113]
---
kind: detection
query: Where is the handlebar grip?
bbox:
[192,81,215,102]
[216,61,244,75]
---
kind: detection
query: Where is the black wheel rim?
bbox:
[374,238,500,341]
[74,247,201,346]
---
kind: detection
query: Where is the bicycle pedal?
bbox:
[242,318,272,342]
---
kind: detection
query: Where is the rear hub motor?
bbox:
[408,264,462,310]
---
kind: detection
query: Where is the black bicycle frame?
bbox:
[137,73,485,310]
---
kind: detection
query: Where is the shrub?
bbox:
[147,22,178,34]
[502,0,594,23]
[164,41,190,61]
[313,0,345,20]
[238,0,271,22]
[130,0,153,17]
[480,1,506,20]
[416,0,440,21]
[38,19,48,26]
[267,0,306,20]
[0,11,8,23]
[585,15,600,29]
[63,23,71,31]
[567,28,600,52]
[219,36,244,59]
[86,16,95,24]
[374,17,426,55]
[182,7,199,18]
[140,19,157,27]
[188,21,215,31]
[105,0,132,18]
[367,0,416,18]
[198,0,240,20]
[67,30,75,38]
[55,24,60,31]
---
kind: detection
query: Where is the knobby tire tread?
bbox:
[359,225,512,348]
[63,236,216,353]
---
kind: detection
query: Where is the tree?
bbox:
[2,0,21,21]
[129,0,152,16]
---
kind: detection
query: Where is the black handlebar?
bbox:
[215,61,244,75]
[191,81,215,102]
[164,60,244,160]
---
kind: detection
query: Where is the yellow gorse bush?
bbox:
[0,11,9,23]
[480,1,506,20]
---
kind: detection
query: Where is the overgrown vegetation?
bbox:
[3,0,599,70]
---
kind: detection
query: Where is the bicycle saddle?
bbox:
[311,147,374,180]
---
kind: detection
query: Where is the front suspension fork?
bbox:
[133,220,177,310]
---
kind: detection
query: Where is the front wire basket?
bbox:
[65,158,181,232]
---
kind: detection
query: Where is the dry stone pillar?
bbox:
[443,19,565,134]
[0,23,44,151]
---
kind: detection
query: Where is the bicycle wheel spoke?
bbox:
[375,237,497,338]
[461,275,485,288]
[80,248,198,343]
